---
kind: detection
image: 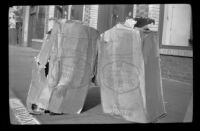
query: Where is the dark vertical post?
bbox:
[158,4,165,48]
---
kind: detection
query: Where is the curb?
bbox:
[9,89,40,125]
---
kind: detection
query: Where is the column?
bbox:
[48,6,55,31]
[22,6,30,47]
[68,5,72,20]
[89,5,99,29]
[133,5,137,18]
[83,5,90,26]
[148,4,160,31]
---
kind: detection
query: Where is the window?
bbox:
[159,4,193,57]
[162,4,192,48]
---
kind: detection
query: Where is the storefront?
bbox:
[23,5,86,49]
[86,4,193,83]
[21,4,193,58]
[84,4,160,33]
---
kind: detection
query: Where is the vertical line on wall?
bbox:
[82,5,85,22]
[68,5,72,20]
[169,5,174,44]
[22,6,30,47]
[44,6,48,36]
[158,4,165,48]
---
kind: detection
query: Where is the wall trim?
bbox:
[160,45,192,50]
[32,39,43,43]
[160,48,193,57]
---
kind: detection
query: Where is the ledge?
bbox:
[160,48,193,57]
[32,39,43,43]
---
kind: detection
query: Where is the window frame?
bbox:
[158,4,193,57]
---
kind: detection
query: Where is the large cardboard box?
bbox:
[97,24,166,122]
[27,20,99,114]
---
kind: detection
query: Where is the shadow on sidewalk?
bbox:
[81,87,101,113]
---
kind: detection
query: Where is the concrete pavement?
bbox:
[9,45,131,124]
[9,45,193,124]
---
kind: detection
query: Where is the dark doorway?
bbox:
[97,5,134,34]
[54,5,69,19]
[110,4,134,28]
[71,5,84,21]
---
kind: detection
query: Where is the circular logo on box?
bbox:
[102,60,140,94]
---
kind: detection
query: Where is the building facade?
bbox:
[20,4,193,84]
[21,5,161,48]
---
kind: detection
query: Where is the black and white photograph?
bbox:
[8,4,193,124]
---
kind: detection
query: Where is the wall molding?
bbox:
[32,39,43,43]
[160,48,193,57]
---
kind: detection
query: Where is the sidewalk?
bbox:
[9,45,193,124]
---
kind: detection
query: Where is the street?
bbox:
[9,45,193,124]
